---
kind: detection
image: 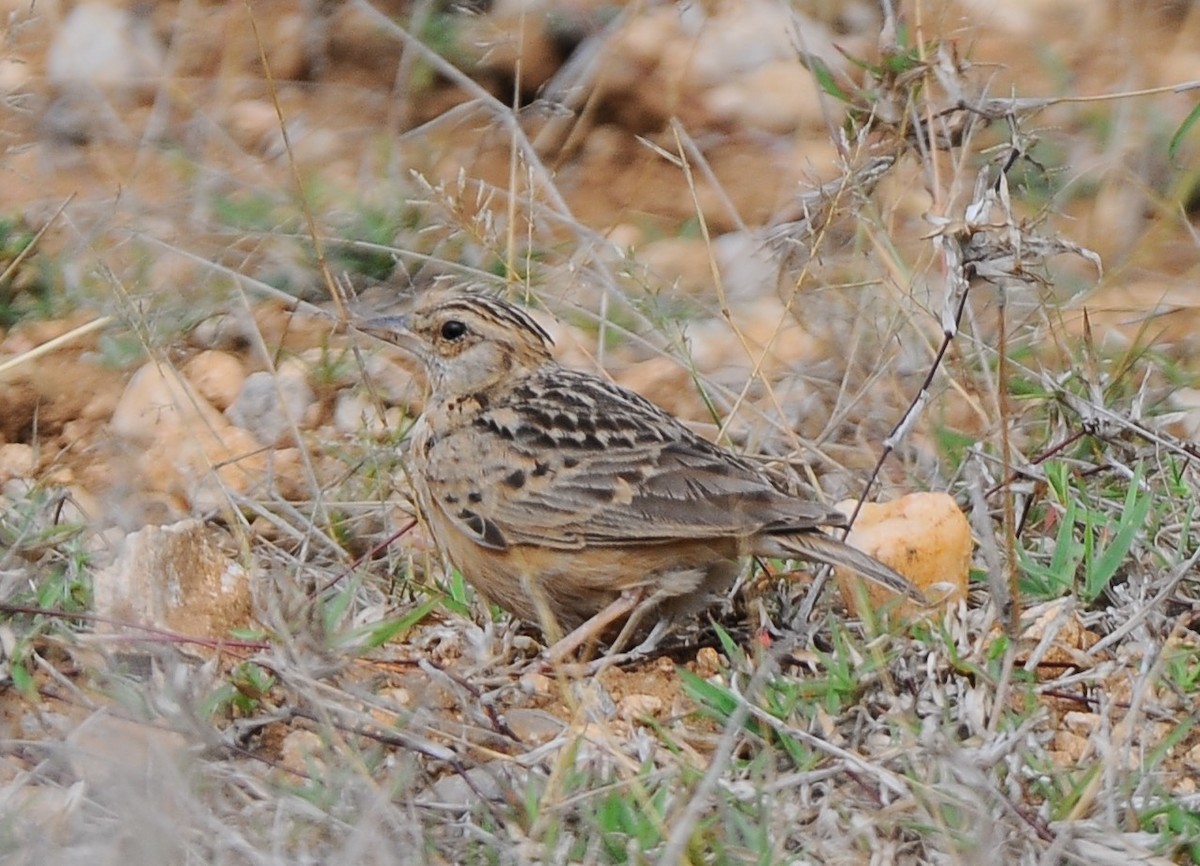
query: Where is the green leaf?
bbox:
[679,668,737,722]
[800,54,855,103]
[1083,464,1150,602]
[9,661,36,700]
[1020,497,1083,599]
[1169,99,1200,161]
[361,597,440,648]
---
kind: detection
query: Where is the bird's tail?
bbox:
[769,532,926,604]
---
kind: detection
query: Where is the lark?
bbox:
[358,290,922,656]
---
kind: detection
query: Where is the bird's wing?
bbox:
[431,370,846,551]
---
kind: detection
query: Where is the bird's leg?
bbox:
[605,583,679,656]
[568,620,672,677]
[543,588,644,664]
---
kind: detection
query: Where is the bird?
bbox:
[356,289,923,658]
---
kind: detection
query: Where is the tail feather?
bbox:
[768,532,926,604]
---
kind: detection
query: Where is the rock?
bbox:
[615,356,708,422]
[635,237,715,295]
[683,297,825,387]
[0,443,35,481]
[279,730,326,776]
[518,671,554,696]
[110,361,229,444]
[602,0,845,131]
[678,0,802,87]
[92,519,252,639]
[420,761,528,809]
[711,231,781,300]
[693,646,723,679]
[46,4,164,93]
[188,313,257,352]
[616,693,664,722]
[460,0,568,93]
[835,492,972,615]
[0,57,30,95]
[224,99,288,159]
[362,352,421,405]
[110,362,277,512]
[332,390,399,437]
[66,710,189,790]
[168,0,316,81]
[1018,598,1101,674]
[704,59,824,134]
[226,363,316,447]
[262,448,310,502]
[183,351,246,412]
[504,708,566,745]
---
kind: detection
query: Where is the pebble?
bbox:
[183,351,246,412]
[0,443,35,481]
[835,492,973,615]
[226,364,316,447]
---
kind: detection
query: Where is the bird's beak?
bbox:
[354,314,435,366]
[354,315,425,358]
[356,314,410,337]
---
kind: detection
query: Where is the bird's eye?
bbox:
[440,319,468,341]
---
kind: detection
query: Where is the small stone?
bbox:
[46,3,164,93]
[636,237,715,295]
[188,312,257,351]
[704,60,823,134]
[263,448,309,501]
[184,351,246,412]
[279,730,326,776]
[519,672,554,696]
[381,687,413,707]
[363,353,420,405]
[711,231,781,300]
[0,443,35,481]
[225,99,286,158]
[66,710,188,789]
[617,694,664,722]
[109,362,280,508]
[421,763,513,809]
[835,492,973,615]
[693,646,723,679]
[1051,730,1090,763]
[616,357,706,423]
[333,390,391,437]
[505,708,566,745]
[110,362,228,444]
[227,364,316,447]
[0,57,30,95]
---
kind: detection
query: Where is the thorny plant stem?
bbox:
[998,288,1021,637]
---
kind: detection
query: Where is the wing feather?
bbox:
[442,369,846,549]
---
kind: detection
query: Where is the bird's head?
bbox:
[356,290,554,396]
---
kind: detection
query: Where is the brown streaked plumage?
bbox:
[358,290,923,651]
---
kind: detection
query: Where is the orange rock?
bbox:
[111,361,276,511]
[183,350,246,412]
[835,492,972,616]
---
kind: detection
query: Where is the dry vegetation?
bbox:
[2,0,1200,863]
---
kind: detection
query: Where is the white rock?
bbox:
[227,365,316,447]
[333,390,394,437]
[92,519,252,638]
[46,3,164,89]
